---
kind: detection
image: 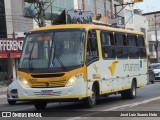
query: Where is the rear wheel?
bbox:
[33,101,47,110]
[83,87,96,108]
[121,80,136,99]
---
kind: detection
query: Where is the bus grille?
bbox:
[29,80,67,88]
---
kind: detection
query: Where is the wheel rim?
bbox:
[90,91,96,105]
[132,83,136,96]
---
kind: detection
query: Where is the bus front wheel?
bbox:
[33,101,47,110]
[83,86,96,108]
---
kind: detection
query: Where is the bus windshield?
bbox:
[19,30,85,71]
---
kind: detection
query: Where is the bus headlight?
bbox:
[65,73,83,87]
[18,76,30,88]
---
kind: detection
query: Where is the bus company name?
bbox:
[0,40,23,51]
[123,64,140,71]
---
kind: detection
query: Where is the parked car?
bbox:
[7,80,18,105]
[148,66,155,84]
[150,63,160,80]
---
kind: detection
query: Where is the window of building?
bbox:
[149,44,154,52]
[125,10,133,24]
[97,0,105,16]
[128,34,139,59]
[0,0,7,38]
[86,0,95,14]
[87,30,99,64]
[101,31,115,59]
[115,33,128,58]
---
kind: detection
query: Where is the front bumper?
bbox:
[155,73,160,80]
[17,78,90,101]
[7,91,18,101]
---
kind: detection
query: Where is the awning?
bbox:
[10,53,21,58]
[0,53,8,58]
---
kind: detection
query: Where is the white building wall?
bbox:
[112,0,134,30]
[123,0,134,30]
[134,14,148,35]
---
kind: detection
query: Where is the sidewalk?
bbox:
[0,86,7,94]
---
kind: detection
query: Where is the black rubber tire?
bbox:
[121,80,136,99]
[7,99,16,105]
[83,87,97,108]
[34,101,47,110]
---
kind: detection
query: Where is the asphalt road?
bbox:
[0,82,160,120]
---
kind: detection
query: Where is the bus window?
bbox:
[115,33,128,58]
[138,36,146,58]
[87,30,99,64]
[128,35,139,59]
[101,31,115,59]
[138,36,145,47]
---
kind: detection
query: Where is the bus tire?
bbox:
[83,86,96,108]
[34,101,47,110]
[7,99,16,105]
[121,80,136,99]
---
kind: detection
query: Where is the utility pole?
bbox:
[114,2,134,18]
[155,14,159,62]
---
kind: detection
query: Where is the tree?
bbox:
[24,0,54,27]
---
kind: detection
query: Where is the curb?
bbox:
[0,95,7,99]
[0,87,7,93]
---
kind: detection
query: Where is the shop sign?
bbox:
[0,40,23,51]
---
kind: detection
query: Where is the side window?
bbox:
[101,31,115,59]
[138,35,146,58]
[128,34,139,59]
[86,30,99,64]
[115,33,128,58]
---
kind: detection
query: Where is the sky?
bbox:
[134,0,160,13]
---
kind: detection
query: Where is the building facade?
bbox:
[24,0,113,27]
[0,0,32,87]
[143,11,160,63]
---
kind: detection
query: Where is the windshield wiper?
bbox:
[29,42,36,71]
[55,54,67,70]
[50,43,67,70]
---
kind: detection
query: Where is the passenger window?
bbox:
[128,35,137,46]
[87,30,99,64]
[138,35,146,58]
[115,33,128,58]
[128,34,139,59]
[101,32,115,59]
[138,36,145,47]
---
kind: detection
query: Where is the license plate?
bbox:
[41,90,53,95]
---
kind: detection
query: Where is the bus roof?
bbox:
[32,24,144,35]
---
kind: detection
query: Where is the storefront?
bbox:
[0,38,23,87]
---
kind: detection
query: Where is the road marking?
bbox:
[11,106,34,111]
[67,96,160,120]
